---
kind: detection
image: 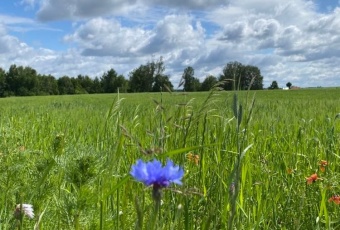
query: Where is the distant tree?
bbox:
[129,57,167,92]
[180,66,200,92]
[71,77,87,94]
[0,68,6,97]
[219,61,243,90]
[268,81,279,89]
[129,65,154,92]
[181,66,194,91]
[115,75,129,93]
[92,77,102,93]
[5,65,20,96]
[192,78,201,91]
[219,61,263,90]
[58,76,75,94]
[152,75,173,92]
[76,75,94,94]
[101,69,119,93]
[286,82,292,89]
[5,65,40,96]
[39,74,59,95]
[201,75,218,91]
[241,65,263,90]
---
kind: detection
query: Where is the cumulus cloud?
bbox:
[64,17,150,56]
[146,0,228,9]
[2,0,340,88]
[138,15,205,54]
[0,23,33,56]
[35,0,229,21]
[36,0,138,21]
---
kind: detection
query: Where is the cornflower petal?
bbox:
[164,159,184,185]
[145,159,163,186]
[130,159,149,184]
[130,159,184,188]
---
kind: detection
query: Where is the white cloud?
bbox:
[0,14,60,33]
[0,15,35,25]
[36,0,143,21]
[34,0,228,21]
[64,17,151,56]
[1,0,340,88]
[0,23,31,55]
[138,15,205,54]
[146,0,228,9]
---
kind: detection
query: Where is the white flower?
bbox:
[15,204,35,219]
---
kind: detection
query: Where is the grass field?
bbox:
[0,88,340,229]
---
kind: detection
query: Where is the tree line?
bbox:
[0,59,264,97]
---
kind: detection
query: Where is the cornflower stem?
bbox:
[150,186,162,230]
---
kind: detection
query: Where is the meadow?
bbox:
[0,87,340,229]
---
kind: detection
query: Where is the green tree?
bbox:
[201,75,218,91]
[71,77,87,94]
[39,74,59,95]
[5,65,40,96]
[58,76,75,95]
[92,77,102,93]
[5,64,21,96]
[129,57,166,92]
[115,75,129,93]
[152,75,173,92]
[101,69,120,93]
[129,65,153,92]
[240,65,263,90]
[219,61,243,90]
[286,82,292,89]
[268,81,279,89]
[193,78,201,91]
[0,67,6,97]
[77,75,95,94]
[180,66,200,92]
[219,61,263,90]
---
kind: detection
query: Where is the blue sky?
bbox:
[0,0,340,88]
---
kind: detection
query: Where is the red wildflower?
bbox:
[329,195,340,204]
[306,173,319,184]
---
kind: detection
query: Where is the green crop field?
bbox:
[1,88,340,229]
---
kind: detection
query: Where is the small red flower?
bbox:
[329,195,340,204]
[306,173,319,184]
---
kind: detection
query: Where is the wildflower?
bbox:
[131,159,184,187]
[329,195,340,204]
[319,160,328,172]
[287,168,294,174]
[306,173,319,184]
[130,159,184,200]
[14,204,34,220]
[186,152,199,165]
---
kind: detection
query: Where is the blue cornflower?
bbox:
[130,159,184,188]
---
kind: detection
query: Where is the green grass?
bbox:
[0,88,340,229]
